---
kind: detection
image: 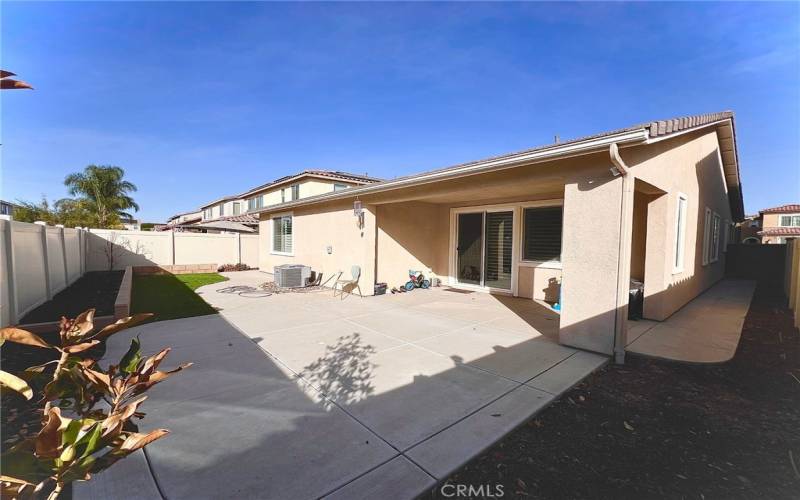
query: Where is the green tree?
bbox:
[14,197,100,227]
[13,197,58,224]
[64,165,139,228]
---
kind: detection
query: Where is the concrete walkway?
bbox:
[626,279,756,363]
[76,271,607,500]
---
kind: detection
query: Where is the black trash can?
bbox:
[628,279,644,320]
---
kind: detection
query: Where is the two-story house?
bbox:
[165,170,381,233]
[757,204,800,244]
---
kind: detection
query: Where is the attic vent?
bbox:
[274,264,311,288]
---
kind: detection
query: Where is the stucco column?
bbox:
[361,204,378,295]
[559,175,624,355]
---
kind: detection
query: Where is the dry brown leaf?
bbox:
[0,328,52,349]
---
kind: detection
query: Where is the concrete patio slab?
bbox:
[415,324,575,383]
[144,380,397,500]
[76,273,611,500]
[335,344,519,450]
[627,279,756,363]
[323,456,436,500]
[406,384,553,479]
[347,307,474,343]
[73,450,161,500]
[525,350,609,395]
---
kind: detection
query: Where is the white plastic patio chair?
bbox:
[333,265,363,299]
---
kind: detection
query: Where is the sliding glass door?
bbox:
[456,210,513,290]
[457,213,483,285]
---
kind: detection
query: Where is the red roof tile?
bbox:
[758,227,800,237]
[760,204,800,214]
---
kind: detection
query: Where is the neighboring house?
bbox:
[735,215,761,244]
[253,111,743,359]
[160,209,203,232]
[120,217,140,231]
[166,170,381,234]
[758,204,800,244]
[237,170,381,213]
[0,200,20,219]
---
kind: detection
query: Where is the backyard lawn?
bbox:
[131,272,228,322]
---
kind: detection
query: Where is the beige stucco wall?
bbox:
[625,129,733,320]
[259,200,377,293]
[375,202,449,287]
[517,266,561,302]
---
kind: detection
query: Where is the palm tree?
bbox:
[64,165,139,228]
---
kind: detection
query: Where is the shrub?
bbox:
[0,309,190,499]
[217,263,251,272]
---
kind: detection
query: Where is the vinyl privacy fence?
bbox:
[1,219,259,326]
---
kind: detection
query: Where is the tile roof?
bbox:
[215,214,259,224]
[252,110,744,220]
[760,204,800,214]
[238,170,382,198]
[758,227,800,237]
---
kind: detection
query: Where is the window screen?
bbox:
[522,206,563,262]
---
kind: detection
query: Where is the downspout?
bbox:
[610,143,633,364]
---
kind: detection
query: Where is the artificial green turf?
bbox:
[131,273,228,322]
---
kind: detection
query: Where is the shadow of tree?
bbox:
[298,333,377,409]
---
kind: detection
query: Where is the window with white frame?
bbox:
[710,213,721,262]
[219,204,225,217]
[290,184,300,201]
[779,214,800,227]
[674,194,688,272]
[272,215,293,254]
[203,208,212,220]
[233,202,241,215]
[522,206,563,262]
[333,183,348,192]
[247,196,263,212]
[702,207,712,266]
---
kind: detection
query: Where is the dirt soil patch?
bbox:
[427,283,800,499]
[19,270,124,324]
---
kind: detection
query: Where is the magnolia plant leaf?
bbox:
[94,313,154,340]
[119,338,142,375]
[62,340,101,354]
[118,429,169,452]
[35,407,67,459]
[61,309,96,341]
[0,370,33,399]
[0,328,52,349]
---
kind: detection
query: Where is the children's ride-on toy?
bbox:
[403,270,431,292]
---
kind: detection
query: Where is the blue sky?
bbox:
[2,1,798,222]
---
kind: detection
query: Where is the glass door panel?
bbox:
[457,213,483,285]
[484,211,513,289]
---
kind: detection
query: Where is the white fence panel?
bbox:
[174,232,235,266]
[86,230,173,271]
[46,227,67,294]
[11,222,49,318]
[65,229,82,282]
[1,219,261,327]
[240,234,259,268]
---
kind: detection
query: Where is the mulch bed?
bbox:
[427,282,800,499]
[19,270,124,324]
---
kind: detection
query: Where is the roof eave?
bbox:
[253,128,650,215]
